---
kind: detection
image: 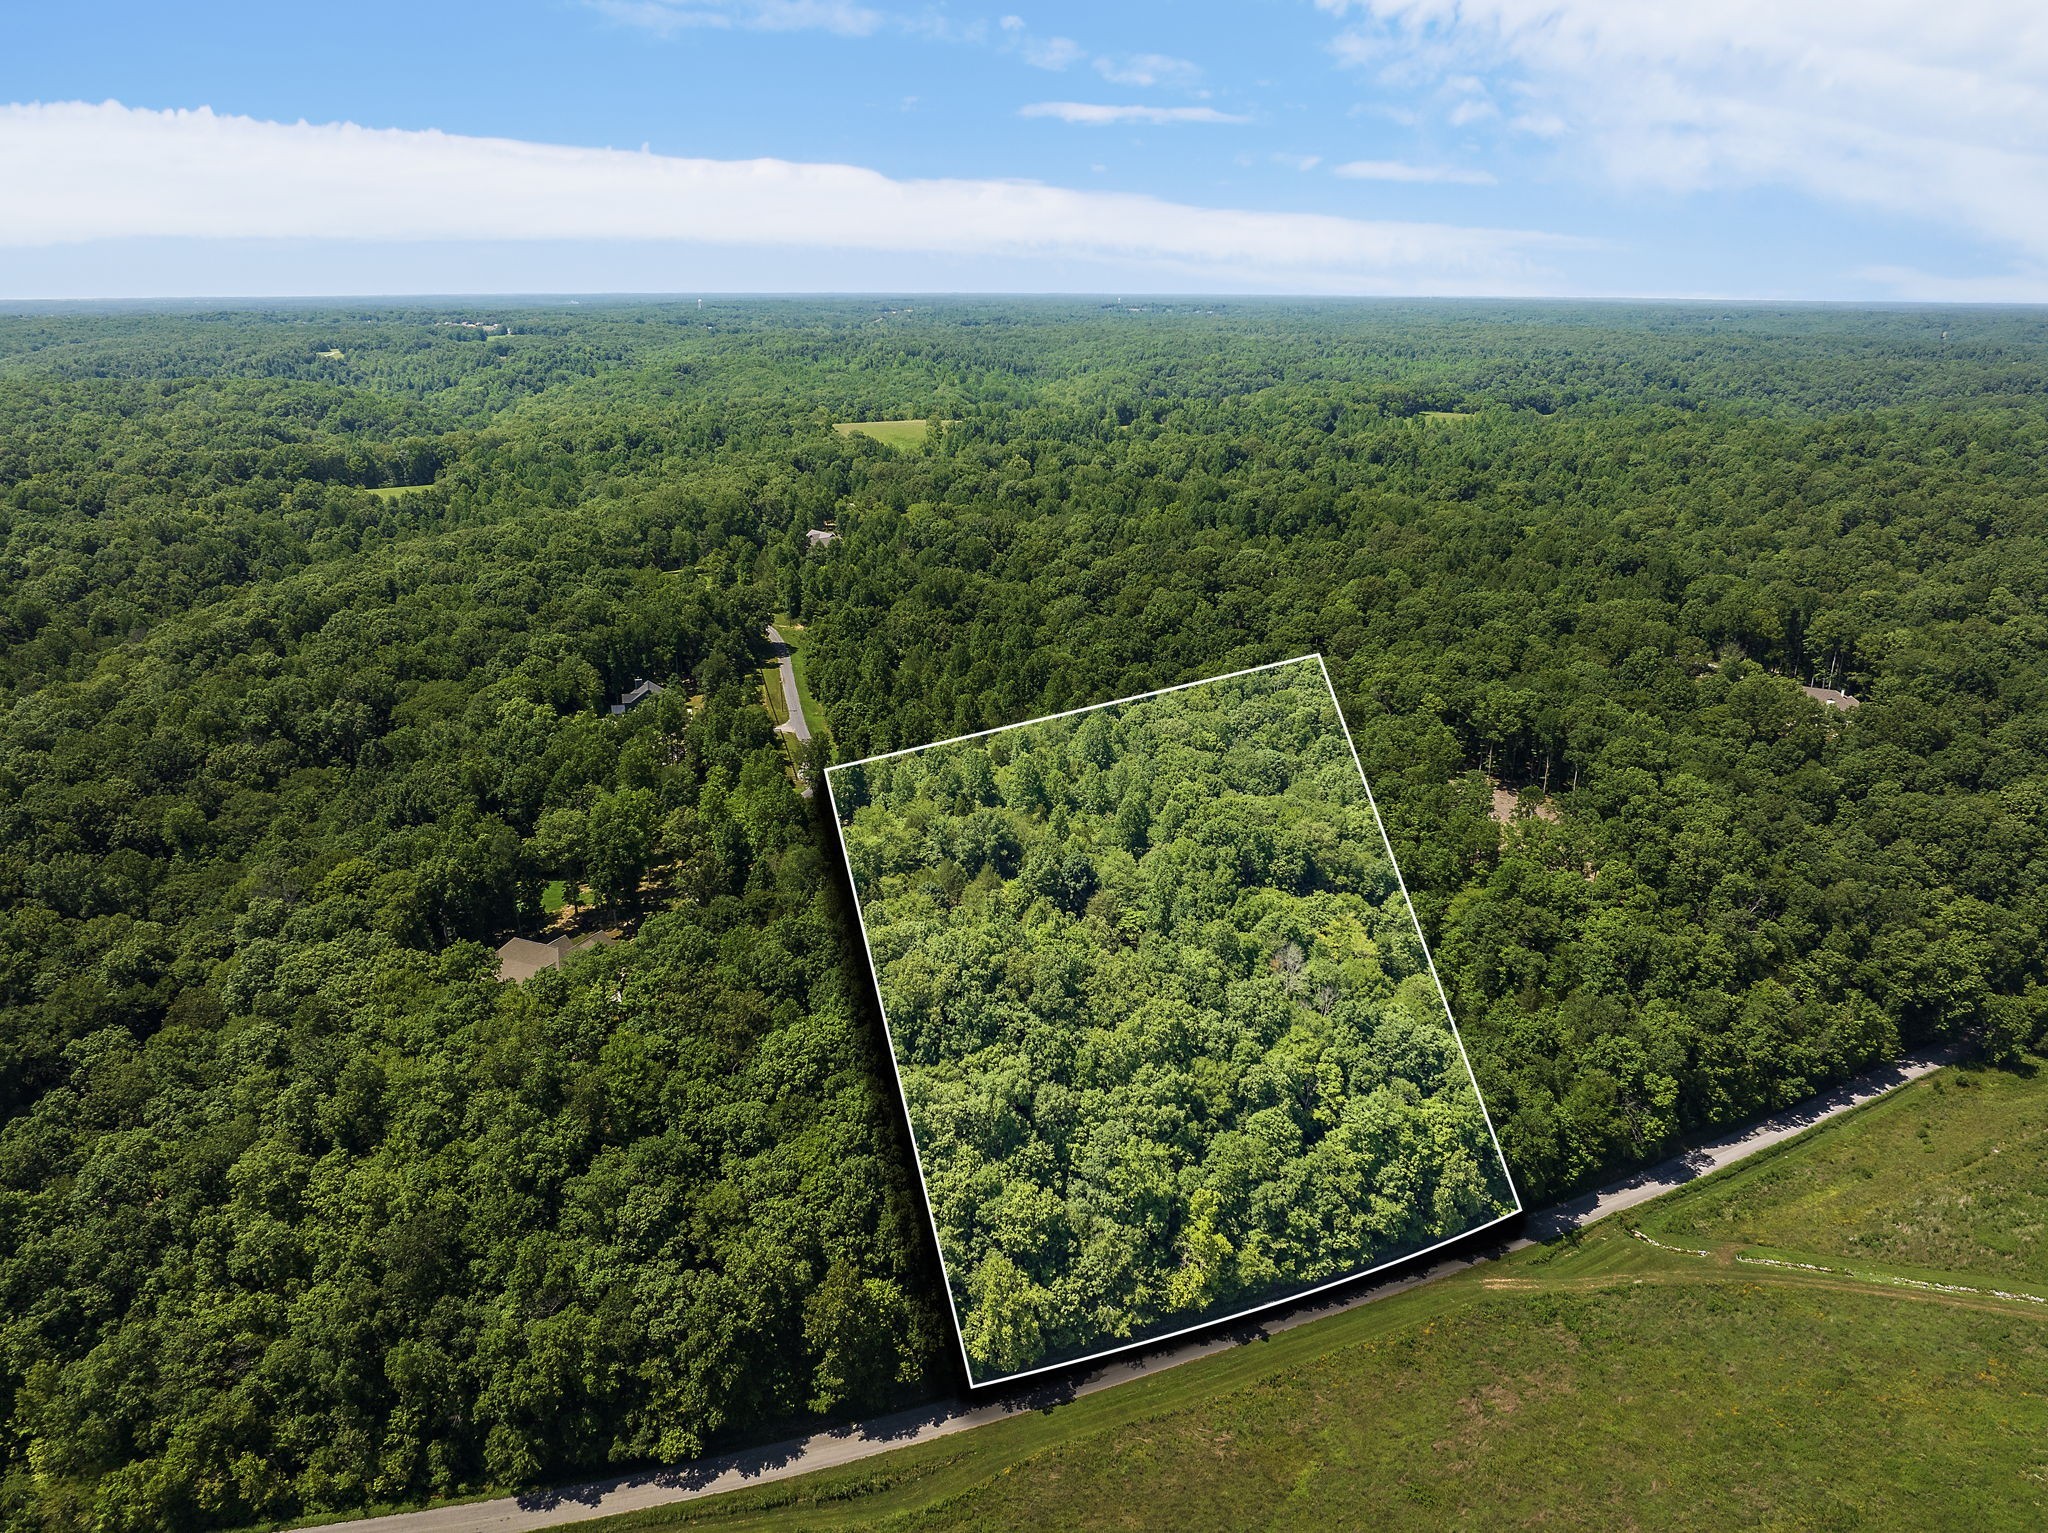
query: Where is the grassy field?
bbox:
[833,419,939,448]
[361,483,430,499]
[1645,1055,2047,1288]
[588,1059,2048,1532]
[1420,410,1478,424]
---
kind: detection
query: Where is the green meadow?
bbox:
[833,418,938,448]
[1646,1055,2048,1288]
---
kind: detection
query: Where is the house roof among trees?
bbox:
[610,678,666,715]
[495,930,619,984]
[1800,683,1861,710]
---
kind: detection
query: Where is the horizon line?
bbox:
[5,291,2043,309]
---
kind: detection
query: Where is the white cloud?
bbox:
[991,15,1088,72]
[1327,28,1378,69]
[1023,35,1087,70]
[1274,152,1324,172]
[1333,159,1495,184]
[1094,53,1203,88]
[589,0,883,37]
[1020,102,1250,126]
[0,101,1578,292]
[1320,1,2048,258]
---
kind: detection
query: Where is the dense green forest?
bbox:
[2,297,2046,1529]
[834,658,1515,1380]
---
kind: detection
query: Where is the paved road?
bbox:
[763,624,813,799]
[765,624,810,745]
[312,1048,1952,1533]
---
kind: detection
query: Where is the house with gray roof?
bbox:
[610,677,667,715]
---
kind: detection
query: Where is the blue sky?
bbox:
[3,0,2044,299]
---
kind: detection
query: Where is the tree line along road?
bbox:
[308,1047,1954,1533]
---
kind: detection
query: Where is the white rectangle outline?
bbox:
[823,652,1523,1390]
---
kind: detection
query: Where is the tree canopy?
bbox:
[836,659,1514,1379]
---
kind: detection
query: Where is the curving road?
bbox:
[308,1047,1953,1533]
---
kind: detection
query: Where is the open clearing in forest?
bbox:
[592,1055,2048,1533]
[833,419,939,447]
[361,484,430,499]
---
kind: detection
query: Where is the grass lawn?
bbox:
[833,419,941,448]
[590,1058,2048,1532]
[540,879,568,913]
[1420,410,1478,424]
[760,666,791,728]
[1644,1054,2047,1288]
[361,484,431,499]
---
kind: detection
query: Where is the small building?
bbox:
[610,677,667,716]
[1799,684,1860,711]
[496,930,619,984]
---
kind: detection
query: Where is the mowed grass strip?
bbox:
[833,419,938,448]
[1645,1056,2048,1288]
[760,663,791,728]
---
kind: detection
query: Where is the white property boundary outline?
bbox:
[823,652,1524,1390]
